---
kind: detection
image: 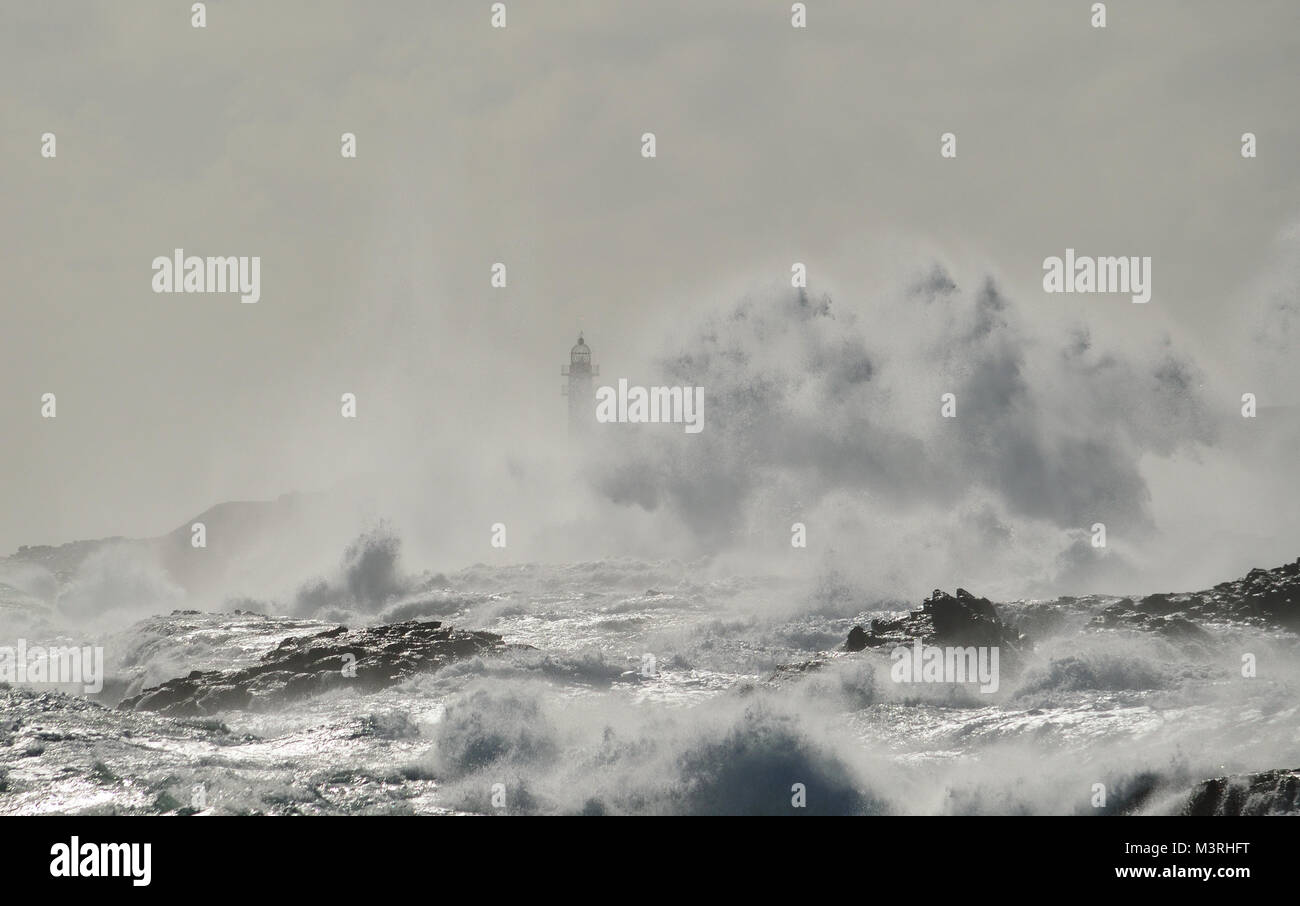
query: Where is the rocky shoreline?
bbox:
[117,619,517,717]
[1183,768,1300,816]
[90,556,1300,816]
[840,557,1300,653]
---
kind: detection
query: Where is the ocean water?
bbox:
[1,558,1297,816]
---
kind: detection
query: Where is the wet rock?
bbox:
[1152,615,1212,643]
[119,619,517,717]
[1183,768,1300,816]
[845,626,869,652]
[845,588,1027,653]
[1087,557,1300,633]
[1134,593,1178,615]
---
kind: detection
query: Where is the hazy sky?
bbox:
[2,0,1298,561]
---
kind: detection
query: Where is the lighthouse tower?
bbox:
[562,333,598,434]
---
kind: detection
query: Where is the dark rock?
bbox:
[1134,593,1178,615]
[1087,556,1300,633]
[845,588,1027,654]
[1153,616,1212,643]
[845,626,869,652]
[1183,768,1300,816]
[118,619,518,717]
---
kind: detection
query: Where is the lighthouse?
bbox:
[562,333,598,434]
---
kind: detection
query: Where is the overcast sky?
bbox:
[2,0,1298,562]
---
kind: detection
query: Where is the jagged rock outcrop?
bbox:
[1089,557,1300,632]
[1183,768,1300,816]
[841,557,1299,657]
[845,588,1028,653]
[118,620,513,716]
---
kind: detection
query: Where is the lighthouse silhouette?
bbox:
[562,332,598,434]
